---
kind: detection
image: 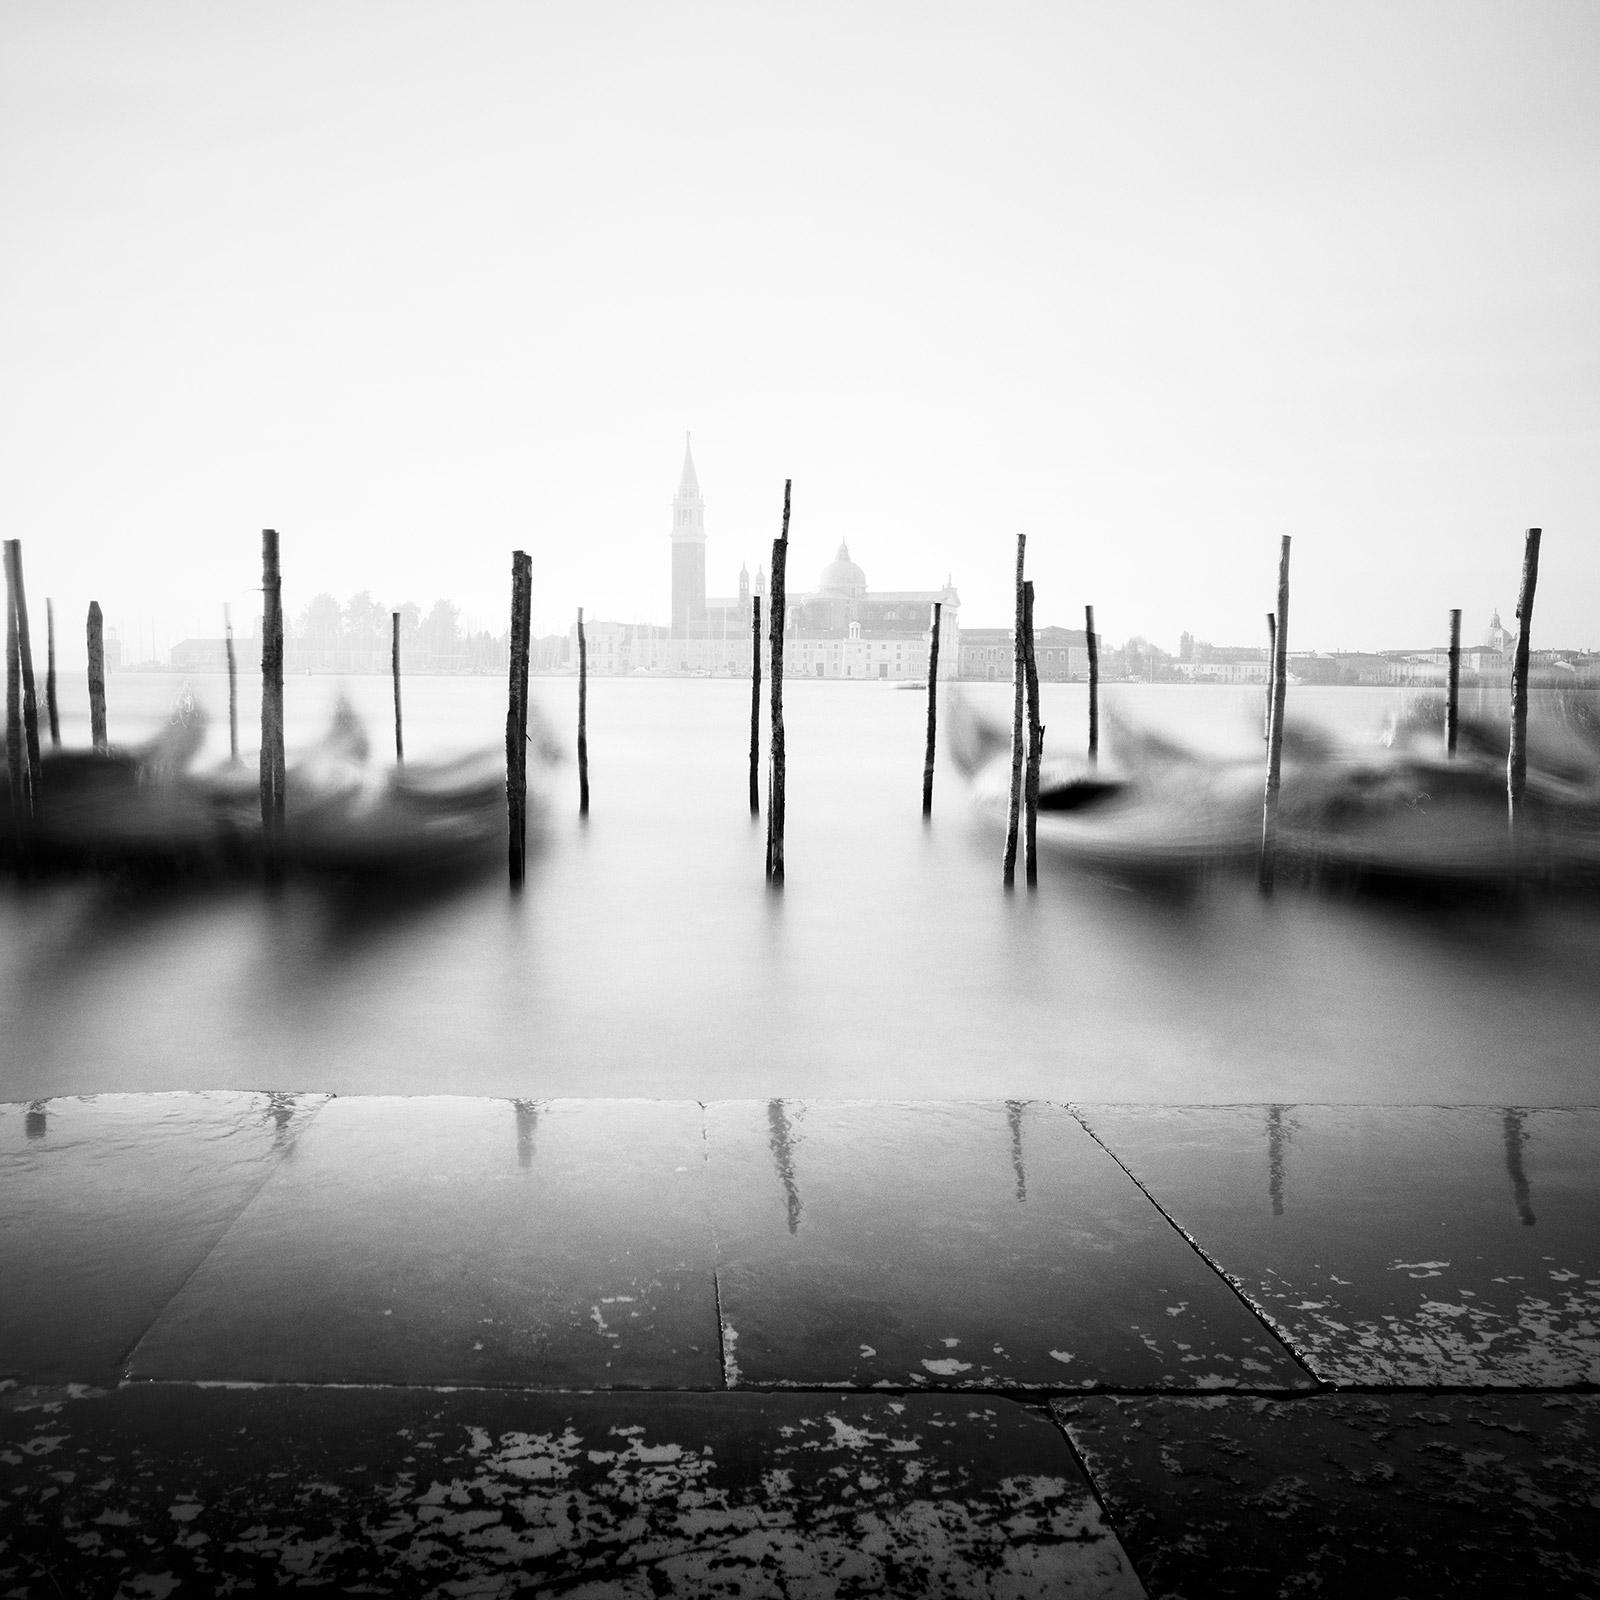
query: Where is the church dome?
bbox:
[818,543,867,598]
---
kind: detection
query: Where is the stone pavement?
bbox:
[1,1094,1597,1597]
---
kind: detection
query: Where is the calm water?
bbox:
[3,673,1597,1104]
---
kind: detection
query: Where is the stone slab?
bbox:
[1055,1391,1600,1599]
[0,1092,329,1385]
[129,1097,721,1387]
[0,1382,1145,1598]
[706,1100,1309,1390]
[1075,1104,1600,1385]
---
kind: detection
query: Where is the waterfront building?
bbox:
[957,626,1094,681]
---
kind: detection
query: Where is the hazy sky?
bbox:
[3,1,1596,660]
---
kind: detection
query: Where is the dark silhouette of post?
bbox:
[1446,608,1461,758]
[1085,603,1099,764]
[1003,533,1026,886]
[1259,536,1291,892]
[748,593,762,816]
[922,600,942,816]
[260,530,286,866]
[1507,528,1541,837]
[576,607,589,816]
[765,482,790,883]
[224,604,239,763]
[1264,612,1277,740]
[1022,580,1044,888]
[506,550,532,884]
[45,599,59,747]
[87,602,107,753]
[3,543,42,814]
[391,611,404,765]
[4,552,22,834]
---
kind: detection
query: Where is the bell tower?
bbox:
[670,434,706,636]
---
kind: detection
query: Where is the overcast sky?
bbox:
[3,1,1596,660]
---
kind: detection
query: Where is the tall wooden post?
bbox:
[1002,533,1026,886]
[391,611,404,765]
[922,600,942,816]
[506,550,532,884]
[87,602,107,753]
[1445,608,1461,758]
[3,543,42,813]
[1085,603,1099,764]
[225,604,239,763]
[4,551,23,833]
[45,599,60,747]
[1022,581,1044,888]
[748,594,762,816]
[576,606,589,816]
[260,530,286,864]
[765,481,790,883]
[1259,536,1291,893]
[1264,612,1277,740]
[1507,528,1541,837]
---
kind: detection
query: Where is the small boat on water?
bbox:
[946,689,1600,893]
[2,693,544,884]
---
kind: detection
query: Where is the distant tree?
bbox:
[343,590,388,671]
[420,599,463,670]
[297,593,343,671]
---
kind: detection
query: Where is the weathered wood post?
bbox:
[260,530,286,867]
[506,550,532,885]
[748,593,762,816]
[1022,580,1044,888]
[391,611,404,766]
[3,543,42,812]
[1264,612,1277,740]
[765,482,790,883]
[922,599,942,817]
[576,607,589,816]
[45,599,60,747]
[1259,536,1291,893]
[1446,608,1461,758]
[4,553,23,834]
[1507,528,1541,838]
[224,604,239,763]
[1085,603,1100,764]
[1002,533,1026,886]
[87,602,108,753]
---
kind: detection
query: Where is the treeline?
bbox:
[282,592,563,675]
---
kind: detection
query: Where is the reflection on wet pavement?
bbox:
[1074,1104,1600,1386]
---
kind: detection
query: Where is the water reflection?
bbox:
[1502,1108,1536,1226]
[1005,1099,1027,1203]
[767,1099,803,1235]
[514,1098,541,1170]
[1266,1105,1298,1217]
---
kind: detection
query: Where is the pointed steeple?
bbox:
[677,432,702,505]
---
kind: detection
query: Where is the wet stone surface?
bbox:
[0,1092,331,1386]
[706,1101,1309,1391]
[1075,1105,1600,1386]
[0,1383,1144,1598]
[129,1097,721,1388]
[1054,1391,1600,1600]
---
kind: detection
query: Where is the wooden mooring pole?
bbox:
[4,550,23,834]
[1259,536,1291,893]
[3,543,42,816]
[1085,603,1099,764]
[1002,533,1026,887]
[45,599,59,747]
[224,604,239,763]
[1507,528,1541,838]
[260,530,286,867]
[1445,607,1461,759]
[506,550,532,885]
[576,607,589,816]
[922,599,942,817]
[87,602,107,753]
[391,611,404,766]
[1264,612,1277,740]
[748,593,762,816]
[765,482,790,883]
[1022,580,1044,889]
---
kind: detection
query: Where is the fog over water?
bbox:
[3,675,1596,1106]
